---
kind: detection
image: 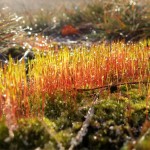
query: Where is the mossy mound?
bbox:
[0,119,50,150]
[0,84,149,150]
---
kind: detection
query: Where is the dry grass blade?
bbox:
[69,95,99,150]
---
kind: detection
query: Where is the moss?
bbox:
[122,128,150,150]
[12,119,50,149]
[44,95,67,119]
[44,86,149,149]
[128,90,146,102]
[75,100,127,149]
[56,129,73,148]
[0,119,50,150]
[120,85,128,92]
[128,102,149,129]
[94,99,126,124]
[0,121,9,149]
[76,92,84,103]
[0,84,149,149]
[76,120,129,150]
[72,122,82,131]
[55,109,85,131]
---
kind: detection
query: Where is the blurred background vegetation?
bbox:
[0,0,150,57]
[0,0,150,42]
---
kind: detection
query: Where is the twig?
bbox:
[75,81,149,92]
[18,50,31,62]
[69,94,99,150]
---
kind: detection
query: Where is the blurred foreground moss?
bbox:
[0,119,50,150]
[0,85,149,150]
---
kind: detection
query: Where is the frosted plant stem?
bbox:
[69,94,98,150]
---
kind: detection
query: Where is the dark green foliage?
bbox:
[13,119,49,149]
[120,85,127,92]
[0,121,9,149]
[0,119,50,150]
[44,94,69,119]
[44,94,86,130]
[76,122,129,150]
[6,47,26,59]
[55,109,85,131]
